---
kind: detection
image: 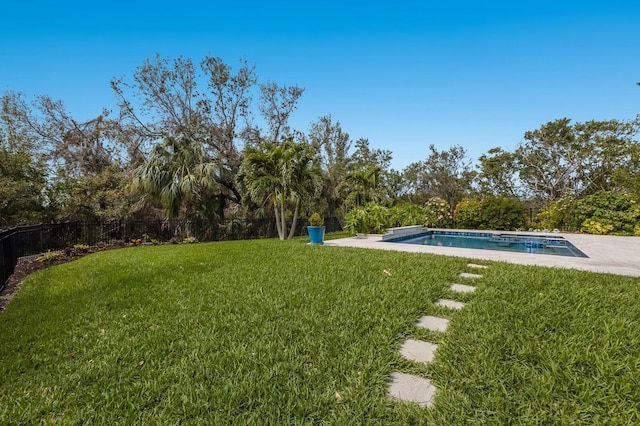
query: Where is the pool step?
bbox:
[387,372,437,407]
[417,315,449,332]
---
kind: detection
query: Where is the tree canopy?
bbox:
[1,54,639,235]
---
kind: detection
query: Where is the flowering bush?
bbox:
[453,199,483,229]
[424,197,453,228]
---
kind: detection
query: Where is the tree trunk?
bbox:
[274,202,284,240]
[280,200,287,241]
[287,199,300,240]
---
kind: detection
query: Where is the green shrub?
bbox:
[478,197,527,231]
[344,208,368,235]
[424,197,453,228]
[344,203,390,235]
[389,203,427,227]
[223,217,252,239]
[581,219,614,235]
[574,191,640,235]
[37,250,63,262]
[308,212,324,227]
[535,197,576,231]
[453,199,483,229]
[183,236,199,244]
[366,204,390,233]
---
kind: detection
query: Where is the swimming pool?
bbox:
[386,230,588,258]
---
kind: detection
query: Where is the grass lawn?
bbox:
[1,235,640,424]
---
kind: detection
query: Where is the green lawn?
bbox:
[1,237,640,424]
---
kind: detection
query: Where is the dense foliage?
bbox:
[535,191,640,235]
[574,191,640,235]
[0,143,46,225]
[475,197,528,231]
[344,203,390,235]
[452,199,483,230]
[388,203,427,228]
[1,54,639,236]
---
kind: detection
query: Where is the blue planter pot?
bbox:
[308,226,326,245]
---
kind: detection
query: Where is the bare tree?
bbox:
[1,91,138,221]
[111,55,261,208]
[258,82,304,143]
[111,54,202,146]
[1,91,119,177]
[111,55,306,213]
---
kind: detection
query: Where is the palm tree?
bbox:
[241,140,321,240]
[134,136,218,219]
[340,165,383,208]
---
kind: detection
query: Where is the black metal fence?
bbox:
[0,217,342,292]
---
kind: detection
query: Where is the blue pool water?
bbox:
[387,231,588,258]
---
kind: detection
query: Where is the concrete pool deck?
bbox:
[324,230,640,277]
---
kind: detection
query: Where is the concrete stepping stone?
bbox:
[460,272,483,279]
[417,315,449,332]
[467,263,488,269]
[388,372,436,407]
[436,299,465,310]
[399,339,438,363]
[450,283,476,293]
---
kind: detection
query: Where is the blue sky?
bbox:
[2,1,639,170]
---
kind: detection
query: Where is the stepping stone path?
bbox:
[388,372,437,407]
[459,272,483,279]
[436,299,465,310]
[399,339,438,363]
[450,283,476,293]
[387,264,488,408]
[417,315,449,332]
